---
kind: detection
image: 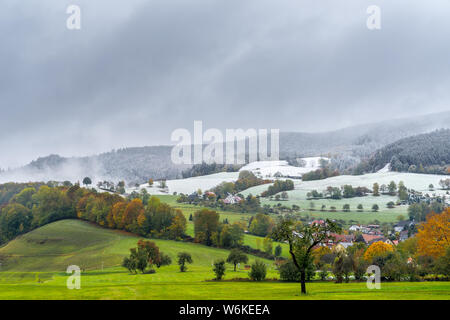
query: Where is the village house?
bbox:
[394,220,415,233]
[223,193,243,204]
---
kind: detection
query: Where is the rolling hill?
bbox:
[0,219,268,272]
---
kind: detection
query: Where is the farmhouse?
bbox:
[223,193,243,204]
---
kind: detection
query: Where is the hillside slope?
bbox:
[368,129,450,173]
[0,219,266,272]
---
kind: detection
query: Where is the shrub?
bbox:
[319,267,329,281]
[213,259,226,280]
[274,244,282,257]
[279,260,301,281]
[177,252,193,272]
[249,260,267,281]
[157,253,172,268]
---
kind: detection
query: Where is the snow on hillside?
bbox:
[241,171,450,198]
[239,157,328,178]
[376,163,390,173]
[129,172,240,195]
[129,157,327,195]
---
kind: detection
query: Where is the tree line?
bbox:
[0,182,187,245]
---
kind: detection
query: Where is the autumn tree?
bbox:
[137,239,164,269]
[122,199,145,232]
[364,241,394,262]
[271,217,341,294]
[111,201,127,229]
[373,183,380,196]
[168,210,187,239]
[122,240,169,274]
[194,209,220,245]
[417,208,450,258]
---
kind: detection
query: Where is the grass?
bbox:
[0,220,272,272]
[0,219,448,300]
[0,267,448,300]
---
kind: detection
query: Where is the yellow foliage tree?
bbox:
[417,208,450,258]
[364,241,394,261]
[312,246,332,264]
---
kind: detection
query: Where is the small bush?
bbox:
[249,260,267,281]
[279,260,300,282]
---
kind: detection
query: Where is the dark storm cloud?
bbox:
[1,0,450,167]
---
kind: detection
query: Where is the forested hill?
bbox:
[1,112,449,184]
[280,110,450,158]
[0,147,190,185]
[367,129,450,174]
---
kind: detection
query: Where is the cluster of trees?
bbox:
[301,167,340,181]
[0,184,77,244]
[193,209,245,248]
[0,182,46,206]
[96,180,126,194]
[261,180,294,198]
[177,171,269,213]
[181,162,241,178]
[77,191,187,239]
[210,171,270,198]
[212,254,267,281]
[273,208,450,294]
[122,240,171,273]
[248,213,275,237]
[439,179,450,190]
[0,183,187,245]
[178,191,263,213]
[308,185,372,200]
[408,201,446,222]
[367,129,450,175]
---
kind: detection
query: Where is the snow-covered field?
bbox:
[239,157,327,178]
[241,171,450,198]
[128,158,326,195]
[128,159,448,200]
[128,172,240,195]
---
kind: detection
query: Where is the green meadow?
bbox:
[0,219,448,300]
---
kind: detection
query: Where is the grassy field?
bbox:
[0,220,448,300]
[238,171,450,224]
[0,220,270,272]
[0,267,449,300]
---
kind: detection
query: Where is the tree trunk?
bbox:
[300,270,306,294]
[234,263,237,271]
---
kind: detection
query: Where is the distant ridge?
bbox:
[1,111,449,184]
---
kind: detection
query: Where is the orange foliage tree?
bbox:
[417,208,450,258]
[364,241,394,262]
[122,199,144,232]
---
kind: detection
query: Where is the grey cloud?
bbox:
[1,0,450,168]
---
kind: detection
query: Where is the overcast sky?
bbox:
[1,0,450,168]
